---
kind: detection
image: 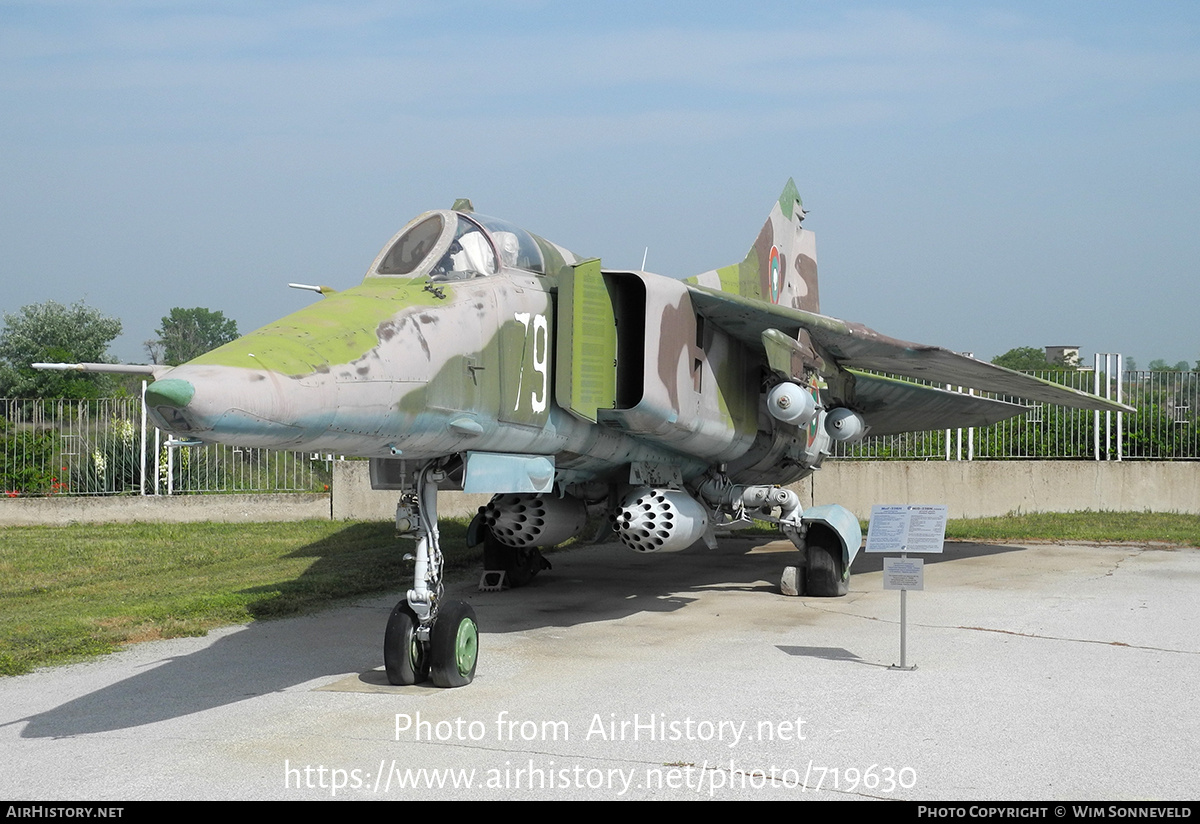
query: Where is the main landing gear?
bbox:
[692,474,859,597]
[384,462,479,688]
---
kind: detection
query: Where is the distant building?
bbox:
[1045,345,1080,367]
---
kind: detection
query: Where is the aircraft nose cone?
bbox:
[145,364,336,447]
[145,378,195,409]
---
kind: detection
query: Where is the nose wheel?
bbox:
[429,601,478,687]
[384,602,428,685]
[384,598,478,687]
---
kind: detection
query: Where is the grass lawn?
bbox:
[941,511,1200,545]
[0,519,473,676]
[1,511,1197,675]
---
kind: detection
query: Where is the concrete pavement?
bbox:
[2,536,1197,800]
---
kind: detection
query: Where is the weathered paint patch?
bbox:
[190,279,447,375]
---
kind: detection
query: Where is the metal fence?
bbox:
[1120,369,1199,459]
[834,366,1199,461]
[1,395,331,497]
[3,363,1197,496]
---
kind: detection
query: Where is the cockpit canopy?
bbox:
[371,210,547,280]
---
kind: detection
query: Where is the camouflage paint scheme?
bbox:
[45,181,1135,687]
[142,178,1131,494]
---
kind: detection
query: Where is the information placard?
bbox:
[884,557,924,591]
[865,504,948,554]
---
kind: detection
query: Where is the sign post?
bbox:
[865,505,948,670]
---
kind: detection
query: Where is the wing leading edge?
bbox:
[686,284,1134,422]
[32,362,166,377]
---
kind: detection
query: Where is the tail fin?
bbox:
[687,179,819,313]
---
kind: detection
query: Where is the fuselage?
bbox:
[145,207,829,487]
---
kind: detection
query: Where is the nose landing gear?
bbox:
[383,462,479,688]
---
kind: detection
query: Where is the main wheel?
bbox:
[429,601,478,688]
[805,526,848,597]
[384,601,428,685]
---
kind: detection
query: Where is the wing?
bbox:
[686,284,1133,423]
[850,371,1029,435]
[32,362,168,378]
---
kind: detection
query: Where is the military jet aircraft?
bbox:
[36,180,1132,688]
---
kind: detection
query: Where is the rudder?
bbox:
[687,179,819,313]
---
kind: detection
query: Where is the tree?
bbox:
[991,347,1055,371]
[146,307,239,365]
[0,300,122,398]
[1147,359,1190,372]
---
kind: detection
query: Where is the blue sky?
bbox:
[2,1,1198,368]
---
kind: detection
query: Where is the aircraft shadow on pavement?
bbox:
[846,541,1026,575]
[16,527,1025,739]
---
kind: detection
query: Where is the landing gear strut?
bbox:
[384,462,479,687]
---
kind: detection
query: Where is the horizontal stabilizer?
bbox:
[686,286,1134,414]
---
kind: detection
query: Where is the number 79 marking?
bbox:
[513,312,548,414]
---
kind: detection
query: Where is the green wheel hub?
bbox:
[454,618,478,677]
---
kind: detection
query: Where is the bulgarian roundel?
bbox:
[768,245,783,304]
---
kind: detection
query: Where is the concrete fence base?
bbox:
[1,461,1196,526]
[329,461,491,522]
[796,461,1200,519]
